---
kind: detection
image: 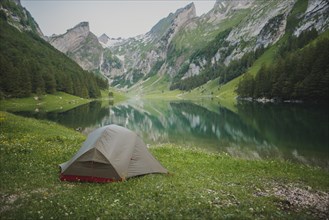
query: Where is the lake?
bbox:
[13,99,329,169]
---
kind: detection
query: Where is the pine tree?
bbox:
[19,68,32,97]
[44,71,56,94]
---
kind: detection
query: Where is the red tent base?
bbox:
[60,174,120,183]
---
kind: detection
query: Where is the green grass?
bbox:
[0,92,90,112]
[0,89,128,113]
[103,88,128,104]
[1,112,328,219]
[128,74,182,100]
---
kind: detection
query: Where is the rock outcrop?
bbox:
[294,0,329,36]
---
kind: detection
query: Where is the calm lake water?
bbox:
[14,99,329,169]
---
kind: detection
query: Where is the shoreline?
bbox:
[1,111,328,219]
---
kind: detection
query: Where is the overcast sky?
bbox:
[21,0,216,38]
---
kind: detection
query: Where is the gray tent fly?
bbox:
[59,125,167,182]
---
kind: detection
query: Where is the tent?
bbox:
[59,125,167,182]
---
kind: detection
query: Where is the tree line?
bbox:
[0,15,108,99]
[236,31,328,102]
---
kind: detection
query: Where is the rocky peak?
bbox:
[98,33,110,44]
[204,0,253,24]
[98,33,125,48]
[47,20,106,71]
[69,21,90,36]
[214,0,253,9]
[159,2,196,46]
[173,2,196,27]
[49,21,90,53]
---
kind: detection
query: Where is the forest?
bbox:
[236,29,328,102]
[0,14,108,99]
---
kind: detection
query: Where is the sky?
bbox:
[21,0,216,38]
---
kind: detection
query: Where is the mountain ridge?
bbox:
[45,0,329,93]
[12,0,329,98]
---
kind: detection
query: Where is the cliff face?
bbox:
[48,22,104,71]
[164,2,196,45]
[215,0,295,63]
[47,22,126,78]
[294,0,329,36]
[49,22,90,53]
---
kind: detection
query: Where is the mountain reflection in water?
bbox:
[13,100,329,169]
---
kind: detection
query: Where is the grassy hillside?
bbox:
[1,112,328,219]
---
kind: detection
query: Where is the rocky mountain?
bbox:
[47,22,126,81]
[104,0,328,90]
[0,0,43,37]
[98,33,124,48]
[105,2,197,88]
[48,22,103,71]
[45,0,329,91]
[167,0,296,82]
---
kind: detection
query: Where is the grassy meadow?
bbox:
[0,89,129,113]
[0,92,91,113]
[1,111,328,219]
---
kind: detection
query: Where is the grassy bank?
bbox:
[0,112,328,219]
[127,75,182,100]
[107,88,128,104]
[0,92,90,112]
[0,88,129,113]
